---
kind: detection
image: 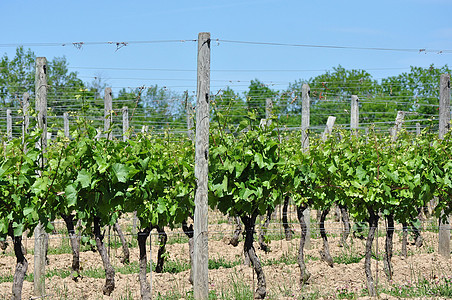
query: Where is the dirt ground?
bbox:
[0,211,451,299]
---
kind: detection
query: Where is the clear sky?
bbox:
[1,0,451,95]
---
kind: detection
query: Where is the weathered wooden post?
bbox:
[322,116,336,141]
[258,98,274,249]
[22,93,30,143]
[438,73,450,259]
[265,98,273,125]
[63,112,70,138]
[193,32,210,300]
[34,57,48,297]
[301,84,311,249]
[350,95,359,135]
[104,87,113,139]
[122,106,129,142]
[6,109,12,140]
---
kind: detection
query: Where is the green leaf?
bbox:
[23,206,34,216]
[77,169,91,188]
[65,184,77,207]
[13,223,24,237]
[112,163,129,183]
[254,153,264,168]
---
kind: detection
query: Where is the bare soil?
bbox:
[0,211,451,299]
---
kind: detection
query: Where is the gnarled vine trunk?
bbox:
[365,208,379,297]
[258,211,271,253]
[383,214,394,280]
[62,214,80,279]
[138,227,151,300]
[411,221,423,247]
[401,222,408,258]
[155,226,167,273]
[229,216,242,247]
[11,234,28,300]
[282,195,294,240]
[241,215,266,299]
[339,204,350,247]
[114,222,130,264]
[296,205,311,284]
[94,217,115,296]
[319,209,333,267]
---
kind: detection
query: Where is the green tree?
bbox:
[0,47,35,107]
[381,65,451,121]
[212,87,246,125]
[47,56,86,116]
[245,79,278,120]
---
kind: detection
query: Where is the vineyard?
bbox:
[0,34,451,300]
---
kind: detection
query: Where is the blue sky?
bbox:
[1,0,451,95]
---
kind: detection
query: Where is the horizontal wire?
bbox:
[0,39,197,48]
[216,39,452,54]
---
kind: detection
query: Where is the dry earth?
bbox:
[0,212,451,299]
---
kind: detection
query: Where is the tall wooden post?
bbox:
[34,57,48,297]
[392,111,405,141]
[301,84,310,152]
[122,106,129,142]
[301,84,311,248]
[350,95,359,135]
[104,87,113,140]
[438,73,450,259]
[266,98,273,125]
[6,109,12,140]
[63,112,70,138]
[22,93,30,145]
[193,32,210,300]
[322,116,336,141]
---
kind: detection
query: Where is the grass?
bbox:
[0,256,247,284]
[217,273,254,300]
[53,283,72,300]
[116,283,136,300]
[333,242,364,264]
[333,250,363,264]
[263,251,298,266]
[166,233,189,245]
[381,276,452,298]
[209,257,241,270]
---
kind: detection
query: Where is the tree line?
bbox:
[0,47,450,135]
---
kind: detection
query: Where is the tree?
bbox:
[381,65,451,122]
[0,47,35,107]
[47,56,86,116]
[245,79,278,120]
[212,87,247,126]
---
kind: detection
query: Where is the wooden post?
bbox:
[350,95,359,135]
[265,98,273,126]
[104,87,113,140]
[193,32,210,300]
[22,93,30,145]
[63,112,70,138]
[416,123,421,136]
[438,73,450,259]
[392,111,405,141]
[301,84,311,248]
[6,109,12,140]
[122,106,129,142]
[301,84,310,151]
[322,116,336,141]
[34,57,48,297]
